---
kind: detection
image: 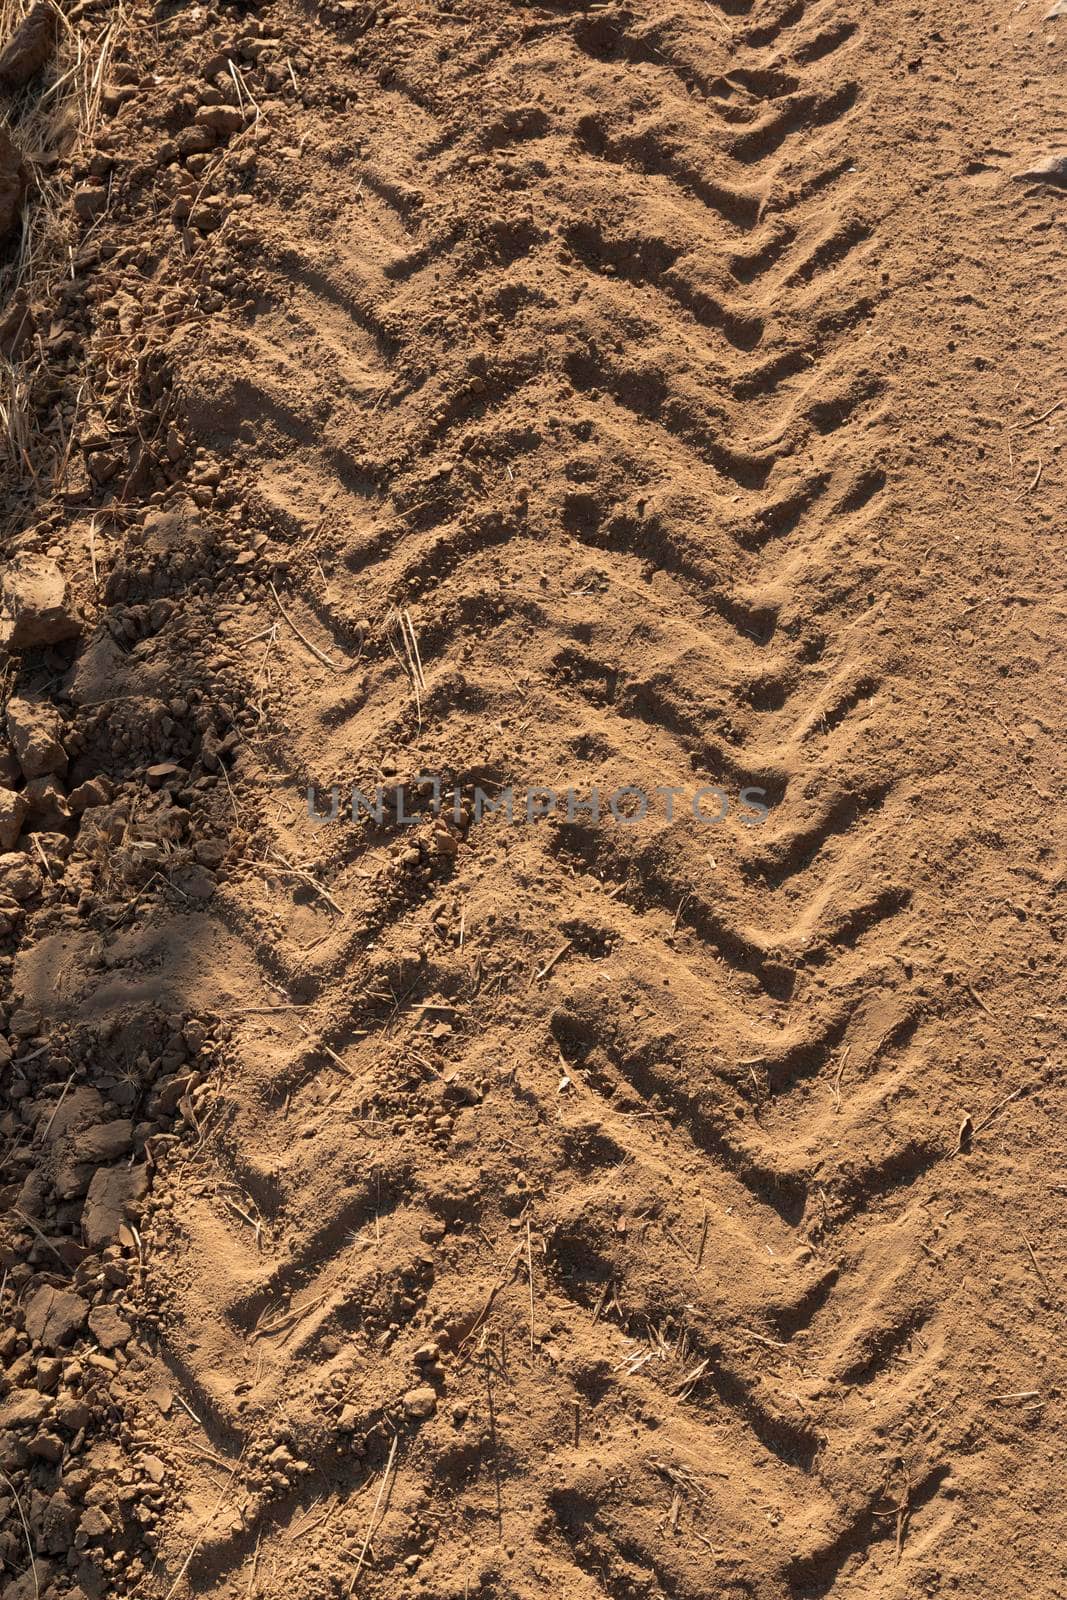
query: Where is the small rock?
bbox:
[29,828,70,862]
[55,1120,135,1199]
[0,1,57,89]
[69,631,126,706]
[174,863,217,900]
[1013,151,1067,187]
[6,696,66,779]
[1,1561,57,1600]
[87,1302,132,1351]
[177,125,214,157]
[0,787,27,850]
[87,448,123,484]
[75,1120,135,1163]
[189,201,222,232]
[195,103,244,135]
[193,837,227,868]
[82,1163,148,1248]
[35,1357,62,1393]
[402,1385,437,1421]
[9,1006,40,1037]
[77,1504,112,1542]
[23,1285,89,1351]
[61,1467,90,1499]
[140,1453,166,1484]
[68,776,113,813]
[22,774,69,827]
[40,1489,78,1554]
[147,1384,172,1415]
[40,1085,104,1143]
[0,553,80,649]
[72,184,107,219]
[153,1073,193,1116]
[145,761,181,787]
[0,1388,51,1429]
[53,1395,91,1433]
[28,1429,64,1462]
[40,1490,78,1554]
[0,853,42,903]
[1,1352,33,1390]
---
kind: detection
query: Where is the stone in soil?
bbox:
[0,1387,52,1429]
[196,103,244,135]
[173,862,217,899]
[39,1491,78,1553]
[28,1429,64,1461]
[1012,151,1067,186]
[402,1384,438,1420]
[77,1504,112,1541]
[87,1302,132,1351]
[73,183,108,219]
[40,1085,105,1143]
[68,776,113,812]
[23,1284,89,1350]
[54,1120,135,1199]
[75,1119,135,1163]
[82,1163,148,1248]
[6,696,67,779]
[0,786,27,850]
[22,773,69,829]
[0,851,42,902]
[0,0,56,88]
[0,554,82,650]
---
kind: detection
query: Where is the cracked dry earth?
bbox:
[0,0,1065,1598]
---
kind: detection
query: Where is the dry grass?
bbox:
[0,0,126,499]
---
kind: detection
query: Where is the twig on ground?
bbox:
[13,1209,72,1273]
[269,581,340,670]
[526,1216,536,1357]
[0,1467,38,1600]
[39,1072,76,1142]
[1020,1231,1051,1295]
[386,607,427,729]
[349,1432,398,1591]
[695,1207,709,1269]
[259,850,344,916]
[535,940,571,981]
[1017,398,1063,430]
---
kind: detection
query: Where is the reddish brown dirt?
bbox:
[0,1,1065,1598]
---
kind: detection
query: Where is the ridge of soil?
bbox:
[0,1,1063,1598]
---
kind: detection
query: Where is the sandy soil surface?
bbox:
[0,0,1064,1597]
